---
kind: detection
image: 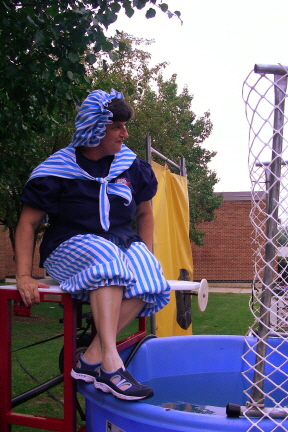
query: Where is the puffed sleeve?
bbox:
[134,159,158,205]
[21,176,61,214]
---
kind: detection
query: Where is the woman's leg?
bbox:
[82,295,145,368]
[73,289,153,399]
[88,288,152,399]
[87,285,123,372]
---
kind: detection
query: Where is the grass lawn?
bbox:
[9,292,254,431]
[191,292,253,335]
[10,301,141,432]
[11,302,69,432]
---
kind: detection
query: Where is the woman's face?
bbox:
[97,122,129,156]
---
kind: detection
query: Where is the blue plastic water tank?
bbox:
[78,335,288,432]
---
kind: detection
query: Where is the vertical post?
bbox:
[179,157,187,177]
[0,287,79,431]
[63,294,77,431]
[146,135,152,165]
[146,135,156,335]
[0,292,12,432]
[250,73,288,405]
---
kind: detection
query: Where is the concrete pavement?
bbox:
[209,287,251,294]
[208,283,252,294]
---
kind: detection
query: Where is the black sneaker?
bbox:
[71,355,101,383]
[94,366,154,401]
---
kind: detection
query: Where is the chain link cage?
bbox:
[241,64,288,430]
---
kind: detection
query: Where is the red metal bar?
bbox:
[117,331,147,352]
[138,316,146,332]
[0,286,147,432]
[63,293,77,431]
[6,412,65,430]
[0,289,15,432]
[117,317,147,352]
[0,286,77,432]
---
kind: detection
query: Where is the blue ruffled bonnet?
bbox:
[70,89,124,148]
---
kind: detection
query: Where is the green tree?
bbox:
[0,0,180,248]
[1,25,220,249]
[70,32,222,244]
[126,75,222,245]
[0,125,71,250]
[1,0,180,136]
[88,32,168,96]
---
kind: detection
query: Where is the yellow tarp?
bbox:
[152,162,194,337]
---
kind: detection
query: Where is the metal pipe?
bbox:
[12,374,64,408]
[227,403,288,419]
[255,64,288,75]
[146,135,181,170]
[145,135,183,335]
[179,157,187,177]
[146,135,155,335]
[250,73,288,405]
[151,148,180,170]
[12,333,64,353]
[146,135,152,164]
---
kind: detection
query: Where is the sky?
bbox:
[108,0,288,192]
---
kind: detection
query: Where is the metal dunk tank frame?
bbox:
[0,285,79,432]
[0,281,207,432]
[0,140,208,431]
[226,64,288,430]
[0,285,147,432]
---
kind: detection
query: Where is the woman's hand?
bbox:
[16,275,50,307]
[15,204,49,307]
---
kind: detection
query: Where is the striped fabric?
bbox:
[70,89,124,148]
[44,234,171,317]
[28,145,136,231]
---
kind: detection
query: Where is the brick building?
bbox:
[0,231,44,282]
[192,192,256,283]
[1,191,258,283]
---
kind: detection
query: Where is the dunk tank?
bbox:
[2,64,288,432]
[79,64,288,432]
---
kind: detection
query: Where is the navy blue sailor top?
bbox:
[21,149,158,267]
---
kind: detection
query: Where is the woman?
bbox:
[15,89,170,401]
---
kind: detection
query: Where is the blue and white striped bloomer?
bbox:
[44,234,170,317]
